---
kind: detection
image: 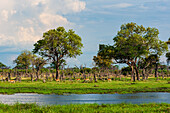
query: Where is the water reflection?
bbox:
[0,92,169,105]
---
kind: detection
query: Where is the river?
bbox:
[0,92,169,105]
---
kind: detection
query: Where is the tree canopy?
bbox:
[93,44,114,68]
[0,62,7,69]
[13,50,34,69]
[112,22,168,81]
[97,22,168,81]
[33,27,83,79]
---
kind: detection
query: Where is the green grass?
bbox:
[0,78,169,94]
[0,103,169,113]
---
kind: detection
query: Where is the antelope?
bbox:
[76,78,80,81]
[56,79,60,82]
[108,78,112,82]
[9,80,15,83]
[84,78,89,81]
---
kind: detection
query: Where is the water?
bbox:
[0,92,169,105]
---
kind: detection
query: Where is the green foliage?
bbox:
[121,66,132,75]
[13,50,34,69]
[0,62,7,68]
[138,54,159,70]
[92,67,99,73]
[166,52,170,61]
[33,27,83,69]
[93,45,114,68]
[112,22,168,64]
[34,57,47,71]
[0,103,169,113]
[84,68,92,73]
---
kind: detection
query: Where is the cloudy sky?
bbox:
[0,0,169,68]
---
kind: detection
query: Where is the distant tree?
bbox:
[33,27,83,79]
[14,50,34,71]
[34,57,47,79]
[0,62,7,69]
[166,38,170,63]
[93,44,114,69]
[112,22,168,81]
[138,54,159,79]
[121,66,131,76]
[166,52,170,63]
[166,38,170,74]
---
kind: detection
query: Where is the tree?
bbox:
[166,38,170,62]
[166,52,170,64]
[0,62,7,69]
[93,44,114,68]
[138,54,159,80]
[14,50,34,70]
[166,38,170,74]
[34,57,47,79]
[33,27,83,79]
[112,22,168,81]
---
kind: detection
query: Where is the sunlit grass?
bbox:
[0,103,169,113]
[0,77,169,94]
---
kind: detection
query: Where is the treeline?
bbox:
[0,23,170,82]
[0,63,169,83]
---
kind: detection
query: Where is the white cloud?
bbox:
[0,34,15,46]
[17,27,40,44]
[44,0,86,14]
[1,10,9,21]
[0,0,86,66]
[31,0,47,6]
[0,0,86,51]
[0,1,15,10]
[0,27,40,49]
[0,9,17,22]
[10,10,17,15]
[105,3,133,8]
[39,13,72,28]
[65,0,86,13]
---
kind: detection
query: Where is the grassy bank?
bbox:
[0,103,169,113]
[0,78,169,94]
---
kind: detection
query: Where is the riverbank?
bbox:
[0,78,169,94]
[0,103,169,113]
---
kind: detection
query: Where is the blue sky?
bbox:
[0,0,169,68]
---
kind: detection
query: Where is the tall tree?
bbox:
[112,22,168,81]
[33,27,83,79]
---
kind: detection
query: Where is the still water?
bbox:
[0,92,169,105]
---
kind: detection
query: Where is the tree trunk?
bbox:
[36,71,39,80]
[142,69,146,80]
[8,72,11,81]
[31,73,33,82]
[131,66,135,82]
[56,65,59,80]
[155,63,158,80]
[134,66,140,81]
[52,73,55,81]
[94,73,97,82]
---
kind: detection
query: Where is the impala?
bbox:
[56,79,60,82]
[85,78,89,81]
[108,78,111,81]
[9,80,15,83]
[76,78,80,81]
